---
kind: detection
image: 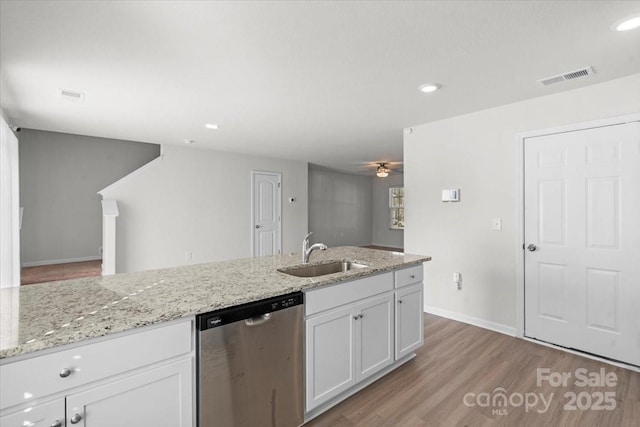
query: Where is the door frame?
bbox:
[250,170,282,257]
[514,113,640,339]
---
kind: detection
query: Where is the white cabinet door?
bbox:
[0,399,64,427]
[395,283,424,360]
[356,293,394,381]
[305,305,356,412]
[65,358,192,427]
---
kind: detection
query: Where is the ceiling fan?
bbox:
[356,162,403,178]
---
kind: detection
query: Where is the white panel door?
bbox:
[524,122,640,366]
[252,171,281,257]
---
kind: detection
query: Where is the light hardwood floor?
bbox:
[307,313,639,427]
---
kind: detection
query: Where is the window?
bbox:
[389,186,404,229]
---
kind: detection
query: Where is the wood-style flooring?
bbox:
[21,260,102,285]
[308,313,639,427]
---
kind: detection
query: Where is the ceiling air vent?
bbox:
[58,88,85,102]
[537,66,595,86]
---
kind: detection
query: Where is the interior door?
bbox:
[524,122,640,366]
[252,171,281,257]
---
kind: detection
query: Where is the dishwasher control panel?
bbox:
[271,294,303,311]
[197,292,303,331]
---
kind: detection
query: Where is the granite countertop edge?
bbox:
[0,246,430,360]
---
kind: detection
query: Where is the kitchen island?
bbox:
[0,246,430,426]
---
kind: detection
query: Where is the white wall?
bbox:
[19,130,160,266]
[405,73,640,331]
[371,173,403,248]
[100,145,308,273]
[308,164,372,247]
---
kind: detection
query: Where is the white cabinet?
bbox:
[0,320,194,427]
[65,358,192,427]
[394,265,425,361]
[0,399,64,427]
[356,293,394,380]
[395,283,424,360]
[305,276,395,413]
[305,305,356,410]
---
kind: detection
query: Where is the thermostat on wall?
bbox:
[442,189,460,202]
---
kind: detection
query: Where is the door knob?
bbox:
[527,244,537,252]
[255,225,261,229]
[70,413,82,424]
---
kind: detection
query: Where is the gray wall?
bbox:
[372,173,404,248]
[308,164,372,247]
[100,144,308,273]
[19,129,160,265]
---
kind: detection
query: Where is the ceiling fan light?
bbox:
[376,163,389,177]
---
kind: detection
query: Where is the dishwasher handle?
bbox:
[244,313,272,326]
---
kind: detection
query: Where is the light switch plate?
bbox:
[442,189,460,202]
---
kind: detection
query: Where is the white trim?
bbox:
[250,170,282,257]
[22,256,102,268]
[0,113,21,288]
[97,145,164,196]
[101,199,119,275]
[424,305,516,337]
[522,337,639,373]
[514,112,640,338]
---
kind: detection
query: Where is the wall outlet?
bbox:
[454,272,462,290]
[185,251,192,261]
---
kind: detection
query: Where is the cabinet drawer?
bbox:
[305,272,393,316]
[0,320,192,410]
[394,265,423,288]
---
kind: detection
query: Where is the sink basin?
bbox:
[278,261,368,278]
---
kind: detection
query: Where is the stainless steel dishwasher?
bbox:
[197,292,304,427]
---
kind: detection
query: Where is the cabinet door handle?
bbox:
[59,368,72,378]
[353,315,359,320]
[70,413,82,424]
[409,275,415,279]
[398,299,403,304]
[358,314,363,319]
[50,421,63,427]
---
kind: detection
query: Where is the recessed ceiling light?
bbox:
[613,14,640,31]
[204,123,220,130]
[184,139,196,144]
[418,83,441,93]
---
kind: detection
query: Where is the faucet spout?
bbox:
[302,232,327,263]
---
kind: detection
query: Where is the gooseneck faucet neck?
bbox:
[302,232,327,263]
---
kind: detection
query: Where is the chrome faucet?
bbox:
[302,232,327,264]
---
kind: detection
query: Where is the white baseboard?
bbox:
[424,304,517,337]
[22,256,102,267]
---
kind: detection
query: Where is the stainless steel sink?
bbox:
[278,261,368,278]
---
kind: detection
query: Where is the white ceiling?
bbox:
[1,1,639,173]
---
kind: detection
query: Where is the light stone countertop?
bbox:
[0,246,430,360]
